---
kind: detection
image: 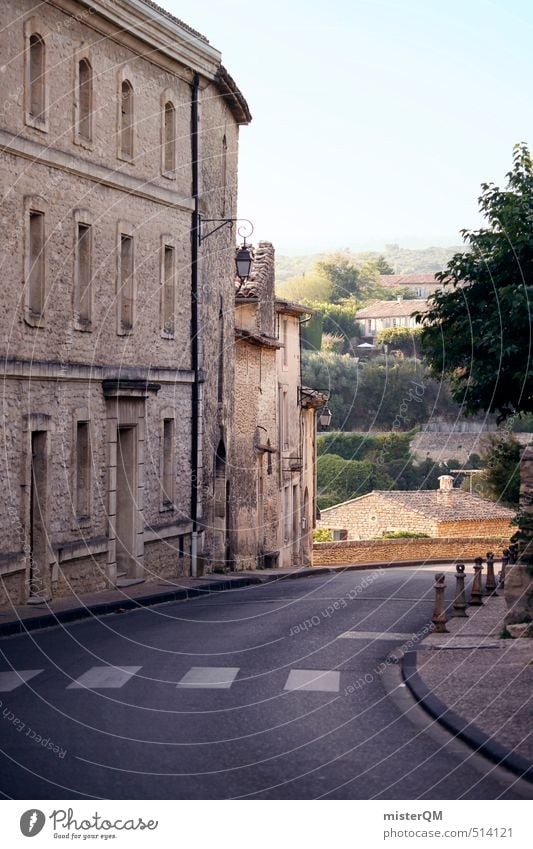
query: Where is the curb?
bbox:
[0,559,452,638]
[402,650,533,784]
[0,575,266,638]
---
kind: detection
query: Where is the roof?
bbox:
[235,328,282,349]
[139,0,209,42]
[320,489,515,521]
[355,299,428,319]
[379,273,441,286]
[236,242,274,299]
[301,386,327,408]
[275,298,313,317]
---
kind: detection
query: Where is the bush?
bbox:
[377,530,430,539]
[313,528,333,542]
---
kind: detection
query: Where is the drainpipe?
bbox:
[190,72,200,577]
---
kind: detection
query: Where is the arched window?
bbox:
[120,79,133,158]
[78,58,92,141]
[29,34,45,121]
[163,101,176,173]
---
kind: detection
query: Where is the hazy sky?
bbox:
[166,0,533,253]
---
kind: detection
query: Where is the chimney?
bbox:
[438,474,454,491]
[396,294,403,302]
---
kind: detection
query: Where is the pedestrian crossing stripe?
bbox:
[0,669,43,692]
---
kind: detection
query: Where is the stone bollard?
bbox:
[485,551,498,596]
[453,563,468,617]
[469,557,484,606]
[508,542,519,564]
[432,573,448,633]
[499,548,509,589]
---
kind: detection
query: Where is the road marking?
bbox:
[0,670,43,692]
[338,631,415,640]
[177,667,240,689]
[67,666,141,690]
[284,669,340,693]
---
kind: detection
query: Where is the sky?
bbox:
[165,0,533,254]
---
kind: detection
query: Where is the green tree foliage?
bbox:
[301,300,361,353]
[276,268,332,304]
[315,433,462,507]
[376,326,423,357]
[303,352,459,432]
[376,255,394,275]
[418,144,533,420]
[316,252,363,301]
[472,434,521,508]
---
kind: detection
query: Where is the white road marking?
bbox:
[338,631,415,640]
[0,670,43,692]
[177,667,240,689]
[67,665,141,690]
[284,669,340,692]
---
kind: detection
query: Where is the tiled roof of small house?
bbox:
[321,489,514,521]
[355,299,428,319]
[379,273,441,286]
[378,489,514,520]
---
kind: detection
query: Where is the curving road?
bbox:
[0,566,525,799]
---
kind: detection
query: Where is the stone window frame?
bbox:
[116,220,135,336]
[73,48,94,149]
[160,234,176,339]
[160,89,177,179]
[72,407,93,529]
[117,68,135,162]
[159,406,176,512]
[72,208,94,332]
[24,17,49,133]
[21,412,55,596]
[23,194,47,328]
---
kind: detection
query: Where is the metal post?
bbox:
[485,550,498,596]
[453,563,468,617]
[499,548,509,589]
[469,557,484,606]
[432,572,448,633]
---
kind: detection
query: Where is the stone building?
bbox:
[318,487,514,541]
[232,243,324,570]
[0,0,250,605]
[355,298,428,342]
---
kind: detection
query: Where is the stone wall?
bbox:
[313,536,511,567]
[318,493,438,539]
[437,519,512,537]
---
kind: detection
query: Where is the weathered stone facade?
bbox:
[317,490,514,540]
[0,0,249,604]
[231,243,323,570]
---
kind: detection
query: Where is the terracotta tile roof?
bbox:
[355,299,428,319]
[138,0,209,42]
[376,490,514,521]
[236,242,274,299]
[379,273,441,286]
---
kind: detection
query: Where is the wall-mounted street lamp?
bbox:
[319,405,332,428]
[198,215,254,282]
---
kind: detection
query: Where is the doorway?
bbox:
[29,430,48,598]
[116,425,138,579]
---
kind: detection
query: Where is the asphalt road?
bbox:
[0,566,524,799]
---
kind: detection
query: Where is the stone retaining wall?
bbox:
[312,536,511,566]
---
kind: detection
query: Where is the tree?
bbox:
[418,144,533,420]
[471,434,521,508]
[316,252,362,301]
[376,255,394,275]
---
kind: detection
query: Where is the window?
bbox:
[77,58,92,142]
[161,418,175,508]
[221,134,228,216]
[74,222,92,328]
[75,421,91,521]
[217,306,224,403]
[28,33,45,123]
[27,209,45,322]
[282,319,288,368]
[118,233,134,334]
[163,101,176,174]
[120,80,133,159]
[161,244,175,337]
